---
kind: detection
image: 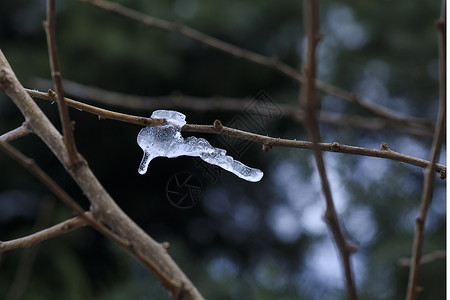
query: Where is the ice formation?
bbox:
[137,110,263,182]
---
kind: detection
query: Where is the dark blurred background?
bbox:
[0,0,445,299]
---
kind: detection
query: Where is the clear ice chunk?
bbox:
[137,110,263,182]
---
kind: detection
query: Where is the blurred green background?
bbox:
[0,0,445,299]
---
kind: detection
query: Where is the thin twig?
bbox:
[0,141,191,299]
[28,79,435,136]
[78,0,300,81]
[24,88,446,176]
[0,125,31,142]
[405,3,446,300]
[78,0,432,129]
[0,140,127,248]
[43,0,79,165]
[0,139,184,294]
[398,250,446,267]
[26,89,166,126]
[187,123,447,175]
[301,1,357,299]
[5,197,55,300]
[313,80,432,127]
[0,215,89,253]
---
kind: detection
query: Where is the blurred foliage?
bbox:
[0,0,445,299]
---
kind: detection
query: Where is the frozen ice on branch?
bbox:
[137,110,263,182]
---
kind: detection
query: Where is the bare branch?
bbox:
[398,250,446,267]
[4,197,55,300]
[0,215,89,253]
[0,49,204,300]
[188,123,447,175]
[0,140,128,247]
[301,1,357,299]
[28,79,435,136]
[314,80,432,128]
[405,3,446,300]
[26,88,166,127]
[0,141,192,298]
[24,88,446,176]
[78,0,301,82]
[0,125,31,142]
[78,0,432,130]
[43,0,79,165]
[0,136,185,298]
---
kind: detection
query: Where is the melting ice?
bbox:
[137,110,263,182]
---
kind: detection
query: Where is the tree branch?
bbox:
[398,250,446,267]
[28,79,435,136]
[313,80,432,127]
[405,3,446,299]
[0,125,31,142]
[24,88,446,177]
[301,1,357,299]
[78,0,433,130]
[43,0,79,166]
[0,139,127,248]
[78,0,301,82]
[4,197,55,300]
[0,215,89,253]
[26,88,166,127]
[188,123,447,176]
[0,49,204,300]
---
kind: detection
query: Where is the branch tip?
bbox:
[213,119,223,131]
[262,144,272,152]
[415,216,425,227]
[380,142,390,151]
[331,142,340,151]
[0,68,12,90]
[322,209,332,223]
[346,242,359,254]
[47,89,56,98]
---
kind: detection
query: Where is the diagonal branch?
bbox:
[78,0,432,129]
[0,139,189,298]
[43,0,79,165]
[78,0,300,82]
[405,3,446,299]
[301,1,357,299]
[0,140,127,249]
[0,48,204,300]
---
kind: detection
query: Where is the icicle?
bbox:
[137,110,263,182]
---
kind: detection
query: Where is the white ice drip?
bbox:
[137,110,263,182]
